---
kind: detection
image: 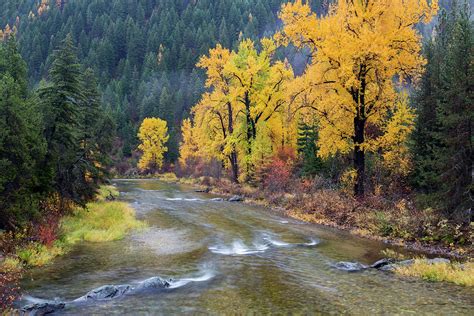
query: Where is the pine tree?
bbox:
[435,2,473,220]
[413,1,473,221]
[297,120,322,177]
[38,34,88,207]
[0,37,45,228]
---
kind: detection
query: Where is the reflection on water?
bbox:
[19,179,474,314]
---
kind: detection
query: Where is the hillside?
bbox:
[0,0,327,164]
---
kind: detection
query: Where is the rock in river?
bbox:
[370,258,395,269]
[21,301,65,316]
[74,285,131,302]
[334,261,368,272]
[135,277,171,291]
[228,195,244,202]
[195,188,210,193]
[377,259,414,272]
[374,258,450,272]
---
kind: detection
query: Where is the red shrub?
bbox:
[263,158,292,192]
[262,148,296,192]
[34,214,60,247]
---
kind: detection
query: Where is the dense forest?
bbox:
[0,34,113,228]
[0,0,329,167]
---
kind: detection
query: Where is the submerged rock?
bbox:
[334,261,368,272]
[135,277,171,291]
[195,188,210,193]
[210,198,224,202]
[378,259,414,271]
[228,195,244,202]
[370,258,395,269]
[75,285,131,302]
[21,301,65,315]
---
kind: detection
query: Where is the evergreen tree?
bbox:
[413,1,473,221]
[297,120,323,177]
[38,35,104,207]
[0,38,45,228]
[435,2,473,220]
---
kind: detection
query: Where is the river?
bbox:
[19,179,474,314]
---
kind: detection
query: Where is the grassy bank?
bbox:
[395,260,474,287]
[0,185,145,310]
[1,185,145,270]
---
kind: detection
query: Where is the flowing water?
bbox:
[19,180,473,314]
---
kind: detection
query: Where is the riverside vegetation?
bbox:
[0,185,145,310]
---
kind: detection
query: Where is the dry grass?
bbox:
[1,186,145,270]
[395,260,474,286]
[96,185,120,201]
[158,172,179,182]
[61,201,146,244]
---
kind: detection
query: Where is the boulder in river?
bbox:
[21,301,65,316]
[75,285,131,302]
[135,277,171,291]
[334,261,368,272]
[370,258,395,269]
[228,195,244,202]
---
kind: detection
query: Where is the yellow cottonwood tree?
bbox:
[193,44,241,182]
[179,118,200,167]
[277,0,438,196]
[137,117,169,172]
[376,94,416,176]
[182,38,296,182]
[224,38,294,179]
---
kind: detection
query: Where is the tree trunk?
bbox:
[353,65,367,197]
[229,152,239,183]
[353,140,365,197]
[244,91,254,179]
[244,92,255,143]
[227,102,239,183]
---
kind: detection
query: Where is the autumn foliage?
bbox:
[138,117,169,172]
[179,0,439,197]
[276,0,438,196]
[260,148,296,192]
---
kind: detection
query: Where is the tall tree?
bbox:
[435,2,473,219]
[0,37,45,228]
[185,38,294,182]
[38,34,107,207]
[277,0,438,196]
[194,44,240,182]
[414,1,473,221]
[79,68,115,191]
[137,117,169,172]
